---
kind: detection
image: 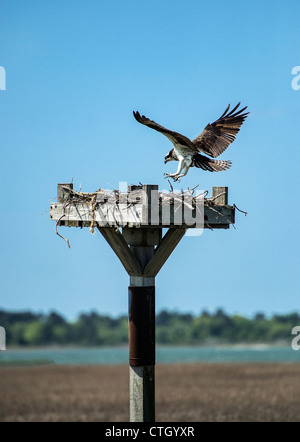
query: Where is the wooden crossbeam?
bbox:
[50,203,234,229]
[97,226,143,276]
[97,225,186,278]
[143,228,186,277]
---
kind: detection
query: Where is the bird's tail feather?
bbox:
[192,153,231,172]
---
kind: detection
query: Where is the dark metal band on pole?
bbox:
[128,286,155,366]
[128,284,155,422]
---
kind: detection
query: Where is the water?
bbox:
[0,345,300,366]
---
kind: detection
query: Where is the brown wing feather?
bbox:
[133,111,195,150]
[192,153,232,172]
[192,103,249,158]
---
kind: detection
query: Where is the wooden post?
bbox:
[57,183,73,203]
[212,186,228,205]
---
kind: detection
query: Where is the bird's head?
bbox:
[164,149,176,164]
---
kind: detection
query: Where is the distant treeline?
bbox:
[0,309,299,347]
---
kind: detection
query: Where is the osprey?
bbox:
[133,102,249,181]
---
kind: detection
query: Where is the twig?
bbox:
[187,184,199,196]
[168,179,174,192]
[209,191,227,203]
[204,222,214,230]
[233,204,248,216]
[61,186,102,200]
[195,190,209,198]
[89,194,97,233]
[55,215,71,248]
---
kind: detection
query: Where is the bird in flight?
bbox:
[133,102,249,181]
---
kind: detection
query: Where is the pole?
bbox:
[125,184,159,422]
[128,277,155,422]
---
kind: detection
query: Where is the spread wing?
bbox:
[192,102,249,158]
[133,111,195,150]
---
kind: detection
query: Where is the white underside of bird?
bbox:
[164,145,193,181]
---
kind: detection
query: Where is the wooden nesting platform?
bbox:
[50,184,235,230]
[49,182,237,422]
[50,183,235,278]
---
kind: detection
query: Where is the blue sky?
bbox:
[0,0,299,320]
